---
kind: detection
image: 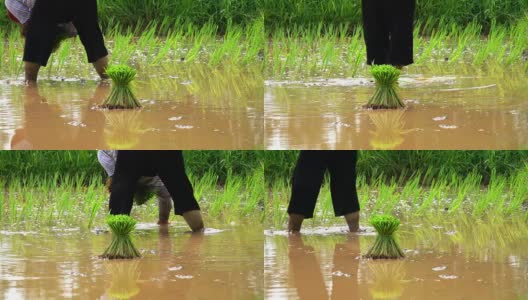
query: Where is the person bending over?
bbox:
[98,150,173,225]
[7,0,109,83]
[108,150,204,232]
[287,150,360,233]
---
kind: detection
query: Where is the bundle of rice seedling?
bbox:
[100,65,141,109]
[105,261,141,300]
[101,215,141,259]
[365,65,405,109]
[364,215,404,259]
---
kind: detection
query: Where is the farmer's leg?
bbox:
[287,151,327,232]
[23,0,61,82]
[154,151,203,232]
[71,0,109,79]
[361,0,389,65]
[109,151,143,215]
[386,0,415,66]
[150,176,173,225]
[327,150,361,232]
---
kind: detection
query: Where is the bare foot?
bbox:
[288,213,305,233]
[182,210,205,233]
[344,211,361,232]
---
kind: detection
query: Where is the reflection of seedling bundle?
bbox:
[105,260,141,299]
[368,262,405,300]
[364,215,404,259]
[368,110,411,150]
[101,215,141,259]
[366,65,405,109]
[104,111,146,149]
[101,65,141,109]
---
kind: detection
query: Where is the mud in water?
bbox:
[264,216,528,299]
[0,66,263,150]
[264,69,528,149]
[0,225,263,299]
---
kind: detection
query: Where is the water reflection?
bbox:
[0,65,263,149]
[264,67,528,150]
[265,216,528,299]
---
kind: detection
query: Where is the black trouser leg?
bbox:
[362,0,415,66]
[109,151,143,215]
[361,0,389,65]
[154,151,200,215]
[23,0,60,66]
[386,0,415,66]
[71,0,108,63]
[287,151,327,219]
[327,151,360,216]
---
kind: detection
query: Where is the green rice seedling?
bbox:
[365,65,404,109]
[241,168,264,217]
[100,65,141,109]
[364,215,404,259]
[101,214,141,259]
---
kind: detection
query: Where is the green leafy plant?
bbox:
[101,215,141,259]
[366,65,405,109]
[100,65,141,109]
[364,215,405,259]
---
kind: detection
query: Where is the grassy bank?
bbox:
[267,166,528,227]
[2,0,525,33]
[0,151,266,184]
[263,0,527,33]
[264,151,528,185]
[1,151,526,186]
[0,0,263,32]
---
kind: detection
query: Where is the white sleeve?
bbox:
[97,150,117,176]
[5,0,32,24]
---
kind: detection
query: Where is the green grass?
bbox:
[1,150,527,186]
[0,171,264,230]
[2,0,525,33]
[266,18,528,78]
[0,20,265,79]
[263,0,528,33]
[0,151,266,184]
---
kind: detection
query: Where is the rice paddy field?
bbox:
[1,150,527,299]
[0,150,265,299]
[264,18,528,149]
[0,20,265,149]
[1,1,528,150]
[265,150,528,299]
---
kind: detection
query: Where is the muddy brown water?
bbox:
[265,71,528,149]
[264,217,528,299]
[0,68,263,150]
[0,224,263,299]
